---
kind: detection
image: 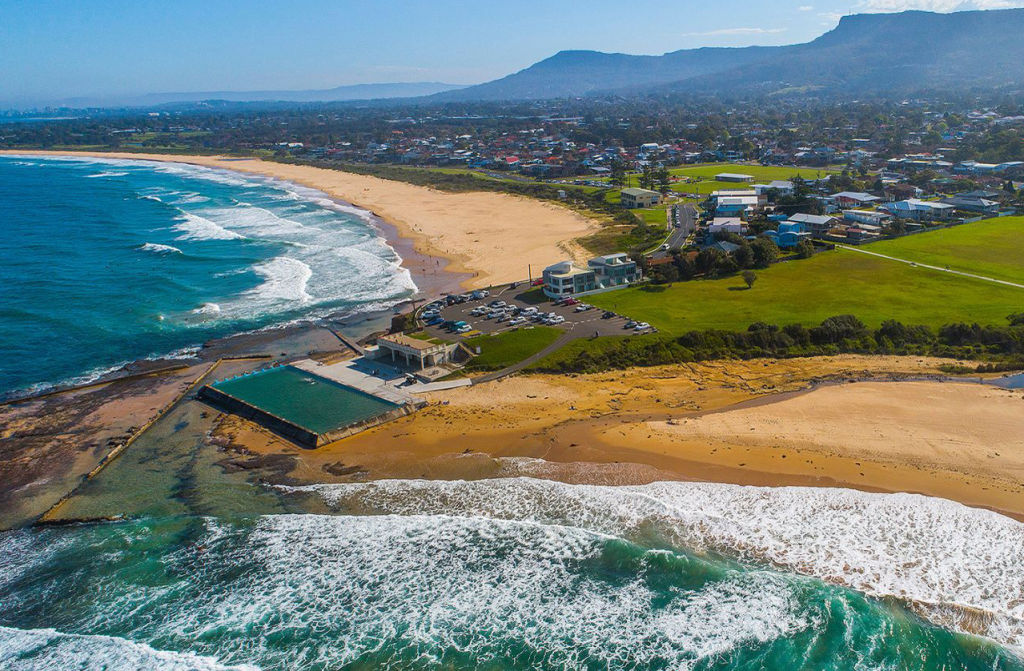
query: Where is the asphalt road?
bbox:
[649,204,698,262]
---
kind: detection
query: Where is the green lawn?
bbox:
[586,248,1024,335]
[863,217,1024,285]
[671,163,838,181]
[463,327,562,371]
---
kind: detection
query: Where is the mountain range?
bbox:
[434,8,1024,101]
[19,8,1024,110]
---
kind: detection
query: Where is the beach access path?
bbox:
[1,151,601,290]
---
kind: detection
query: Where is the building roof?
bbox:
[715,172,754,180]
[378,333,444,352]
[620,187,660,197]
[788,213,835,225]
[543,260,593,278]
[832,191,880,202]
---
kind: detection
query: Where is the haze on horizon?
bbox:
[4,0,1024,106]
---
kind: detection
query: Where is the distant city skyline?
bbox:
[3,0,1024,105]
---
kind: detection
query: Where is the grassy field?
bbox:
[585,248,1024,335]
[666,164,840,197]
[862,216,1024,285]
[463,327,562,371]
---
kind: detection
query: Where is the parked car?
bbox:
[471,289,489,300]
[531,278,544,286]
[634,322,650,331]
[602,311,616,319]
[564,297,579,305]
[456,324,472,333]
[425,316,444,326]
[624,321,638,329]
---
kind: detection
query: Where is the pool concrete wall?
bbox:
[197,384,425,449]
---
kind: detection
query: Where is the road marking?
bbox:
[835,244,1024,290]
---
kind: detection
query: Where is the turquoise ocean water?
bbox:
[2,476,1023,669]
[0,155,416,397]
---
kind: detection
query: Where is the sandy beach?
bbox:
[202,355,1024,520]
[0,151,600,290]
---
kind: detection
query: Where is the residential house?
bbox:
[940,194,1001,214]
[709,217,745,234]
[844,210,893,227]
[765,221,813,249]
[831,191,881,208]
[588,253,640,287]
[753,180,794,196]
[542,261,597,298]
[787,213,837,237]
[880,199,955,221]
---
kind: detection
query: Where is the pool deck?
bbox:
[290,358,422,406]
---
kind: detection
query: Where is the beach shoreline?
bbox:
[0,150,600,290]
[0,152,475,404]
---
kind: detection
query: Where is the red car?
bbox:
[531,278,544,286]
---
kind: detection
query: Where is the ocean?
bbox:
[0,155,416,396]
[1,476,1023,669]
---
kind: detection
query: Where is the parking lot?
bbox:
[417,285,655,342]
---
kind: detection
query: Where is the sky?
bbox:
[2,0,1024,105]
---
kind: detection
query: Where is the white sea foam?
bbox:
[0,626,256,671]
[247,257,312,304]
[172,212,245,241]
[140,242,183,255]
[85,170,129,178]
[193,302,222,315]
[288,476,1024,649]
[182,515,807,668]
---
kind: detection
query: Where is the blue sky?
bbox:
[2,0,1022,104]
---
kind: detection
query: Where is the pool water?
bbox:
[211,366,399,434]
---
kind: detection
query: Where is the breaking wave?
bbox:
[172,212,245,241]
[0,626,256,671]
[285,476,1024,651]
[139,242,183,255]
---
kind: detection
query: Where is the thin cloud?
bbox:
[857,0,1024,11]
[682,27,787,37]
[798,5,815,10]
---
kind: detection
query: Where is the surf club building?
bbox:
[376,333,454,370]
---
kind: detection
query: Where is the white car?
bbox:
[634,322,650,331]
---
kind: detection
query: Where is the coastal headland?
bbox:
[0,151,600,290]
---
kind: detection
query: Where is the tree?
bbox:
[742,270,757,289]
[695,248,724,276]
[750,238,780,268]
[731,243,754,268]
[795,240,815,259]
